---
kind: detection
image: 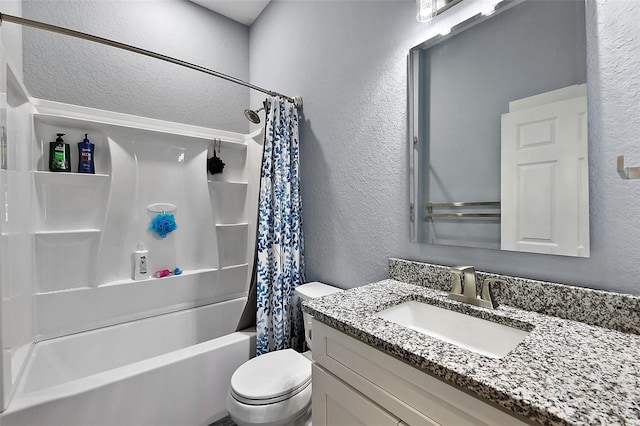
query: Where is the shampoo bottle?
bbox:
[49,133,71,172]
[77,133,95,174]
[133,243,149,280]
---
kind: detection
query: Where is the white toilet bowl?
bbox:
[226,349,312,426]
[226,282,343,426]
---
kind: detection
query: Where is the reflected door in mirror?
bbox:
[501,85,588,257]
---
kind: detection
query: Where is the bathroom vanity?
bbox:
[312,320,529,425]
[304,259,640,425]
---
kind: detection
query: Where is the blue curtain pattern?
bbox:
[256,96,305,356]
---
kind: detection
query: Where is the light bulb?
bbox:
[416,0,437,22]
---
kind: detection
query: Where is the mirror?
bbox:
[409,0,588,257]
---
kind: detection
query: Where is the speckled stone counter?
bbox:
[303,278,640,425]
[388,258,640,335]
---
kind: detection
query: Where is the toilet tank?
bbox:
[295,282,343,350]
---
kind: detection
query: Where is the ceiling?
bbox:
[190,0,272,26]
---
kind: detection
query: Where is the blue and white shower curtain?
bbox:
[256,96,305,356]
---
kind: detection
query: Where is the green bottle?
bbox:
[49,133,70,172]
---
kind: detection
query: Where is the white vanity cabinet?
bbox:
[313,364,404,426]
[311,320,530,426]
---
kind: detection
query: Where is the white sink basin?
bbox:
[375,301,530,359]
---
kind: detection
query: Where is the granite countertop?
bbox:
[303,279,640,426]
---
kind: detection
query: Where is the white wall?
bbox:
[22,0,250,133]
[250,0,640,295]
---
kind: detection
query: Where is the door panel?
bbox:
[501,85,588,257]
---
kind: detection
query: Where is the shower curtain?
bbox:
[256,96,305,356]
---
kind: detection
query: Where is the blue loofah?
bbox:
[149,213,177,238]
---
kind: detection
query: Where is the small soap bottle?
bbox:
[133,243,149,280]
[77,133,95,174]
[49,133,71,172]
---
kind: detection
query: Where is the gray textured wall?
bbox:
[22,0,250,133]
[0,0,23,77]
[18,0,640,295]
[250,0,640,295]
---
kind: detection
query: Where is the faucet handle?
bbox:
[449,268,464,294]
[452,265,475,274]
[452,266,477,299]
[480,278,505,309]
[449,266,474,293]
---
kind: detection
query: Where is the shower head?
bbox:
[244,106,264,124]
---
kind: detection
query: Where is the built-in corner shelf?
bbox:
[215,223,249,229]
[215,223,248,269]
[209,182,248,225]
[207,180,248,187]
[32,170,110,232]
[34,228,101,236]
[220,262,249,271]
[34,227,102,293]
[33,170,110,179]
[36,286,93,296]
[98,267,218,288]
[32,114,112,175]
[217,141,248,151]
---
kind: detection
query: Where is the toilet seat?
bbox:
[229,349,312,406]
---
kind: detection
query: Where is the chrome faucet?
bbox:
[449,266,477,298]
[448,266,500,309]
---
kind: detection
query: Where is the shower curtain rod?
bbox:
[0,12,302,107]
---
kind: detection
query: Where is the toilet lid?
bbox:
[230,349,312,405]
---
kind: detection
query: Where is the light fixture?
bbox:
[482,0,503,16]
[416,0,437,22]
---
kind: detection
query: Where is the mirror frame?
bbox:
[408,0,589,257]
[409,1,520,241]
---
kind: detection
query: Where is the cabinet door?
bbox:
[312,364,402,426]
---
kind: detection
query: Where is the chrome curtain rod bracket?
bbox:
[0,12,302,108]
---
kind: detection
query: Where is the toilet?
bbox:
[226,282,343,426]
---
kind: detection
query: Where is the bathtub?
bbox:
[1,298,256,426]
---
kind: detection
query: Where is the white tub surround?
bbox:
[26,97,262,330]
[0,78,263,421]
[28,99,261,342]
[2,300,256,426]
